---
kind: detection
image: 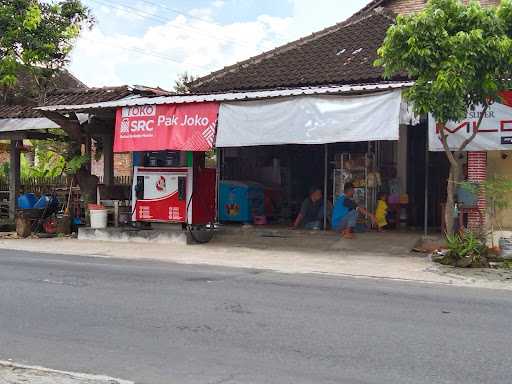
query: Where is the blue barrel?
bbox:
[18,193,37,209]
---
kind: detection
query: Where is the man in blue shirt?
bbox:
[332,183,375,239]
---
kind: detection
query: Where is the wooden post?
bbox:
[85,134,92,159]
[9,140,21,220]
[424,140,429,238]
[103,134,114,186]
[323,144,328,230]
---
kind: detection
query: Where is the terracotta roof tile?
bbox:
[0,105,42,119]
[190,10,404,93]
[0,85,170,119]
[41,86,134,106]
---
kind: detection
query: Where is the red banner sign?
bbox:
[114,102,219,152]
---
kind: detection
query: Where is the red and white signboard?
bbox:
[114,102,219,152]
[429,91,512,151]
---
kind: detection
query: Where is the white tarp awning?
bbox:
[216,90,402,147]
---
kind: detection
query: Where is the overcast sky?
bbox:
[69,0,372,90]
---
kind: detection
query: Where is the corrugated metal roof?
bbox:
[0,118,59,132]
[37,82,413,112]
[0,114,88,133]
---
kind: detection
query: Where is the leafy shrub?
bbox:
[444,230,488,267]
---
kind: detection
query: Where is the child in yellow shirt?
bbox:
[375,192,389,231]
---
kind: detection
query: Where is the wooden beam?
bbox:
[41,111,83,142]
[9,140,21,220]
[103,134,114,185]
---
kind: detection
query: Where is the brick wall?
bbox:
[114,153,133,176]
[90,141,133,179]
[384,0,500,15]
[474,0,501,6]
[385,0,427,15]
[0,152,9,166]
[467,152,487,229]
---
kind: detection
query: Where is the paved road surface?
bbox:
[0,249,511,384]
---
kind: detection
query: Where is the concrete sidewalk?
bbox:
[0,361,131,384]
[1,231,511,290]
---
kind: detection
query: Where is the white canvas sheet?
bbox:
[216,91,402,147]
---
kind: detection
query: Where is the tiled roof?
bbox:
[41,85,171,106]
[41,86,135,107]
[0,105,42,119]
[0,85,170,119]
[190,9,403,93]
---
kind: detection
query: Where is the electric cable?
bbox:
[89,0,254,49]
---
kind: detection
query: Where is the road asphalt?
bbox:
[0,249,511,384]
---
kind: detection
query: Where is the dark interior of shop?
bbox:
[218,123,449,232]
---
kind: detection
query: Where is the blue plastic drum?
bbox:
[17,193,37,209]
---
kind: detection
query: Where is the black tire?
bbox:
[187,223,215,244]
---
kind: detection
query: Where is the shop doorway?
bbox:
[407,122,449,230]
[219,145,326,224]
[218,142,378,228]
[218,127,451,231]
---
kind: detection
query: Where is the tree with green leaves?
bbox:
[376,0,512,235]
[0,0,93,103]
[1,0,95,206]
[173,71,197,94]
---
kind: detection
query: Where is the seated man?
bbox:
[293,187,324,230]
[332,183,376,239]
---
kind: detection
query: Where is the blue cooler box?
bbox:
[219,181,264,223]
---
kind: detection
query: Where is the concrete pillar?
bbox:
[9,140,21,220]
[103,135,114,185]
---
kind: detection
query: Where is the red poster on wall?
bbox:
[114,102,219,152]
[499,90,512,107]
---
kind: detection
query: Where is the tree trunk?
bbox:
[438,121,463,236]
[76,167,98,207]
[68,140,98,209]
[41,111,98,215]
[444,162,459,235]
[438,104,489,237]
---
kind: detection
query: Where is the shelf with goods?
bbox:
[332,151,384,227]
[332,153,368,210]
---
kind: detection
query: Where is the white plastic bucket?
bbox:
[90,209,107,229]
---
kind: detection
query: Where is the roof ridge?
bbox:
[190,9,391,91]
[48,86,131,95]
[349,0,386,20]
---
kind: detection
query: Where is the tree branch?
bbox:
[41,111,83,143]
[458,102,489,153]
[438,122,459,168]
